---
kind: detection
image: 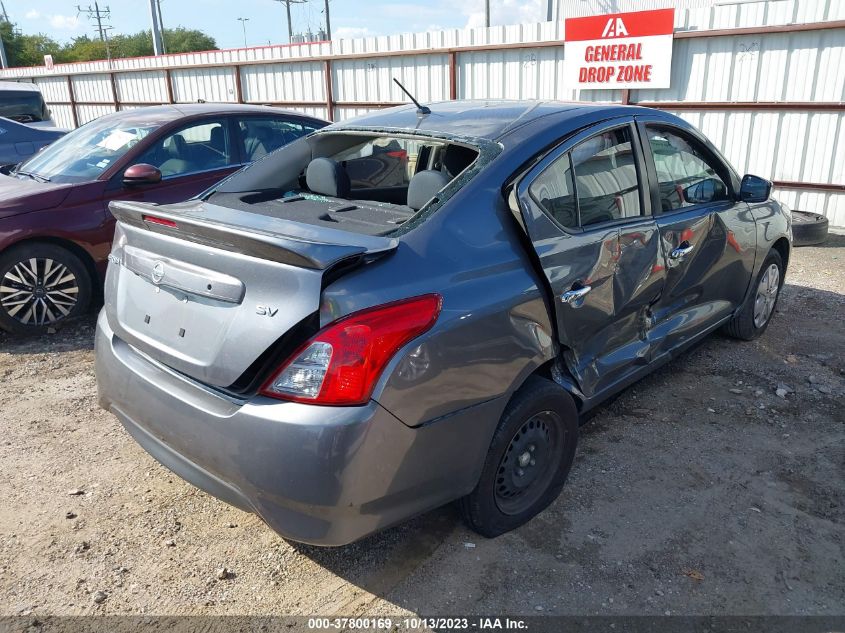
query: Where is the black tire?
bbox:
[459,375,578,538]
[791,210,828,247]
[722,249,783,341]
[0,243,93,335]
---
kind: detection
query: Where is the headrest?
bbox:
[442,144,477,178]
[306,157,351,198]
[407,170,449,211]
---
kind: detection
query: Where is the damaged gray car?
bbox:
[96,100,791,546]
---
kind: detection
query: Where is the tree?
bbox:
[1,24,218,68]
[162,27,216,54]
[1,22,64,67]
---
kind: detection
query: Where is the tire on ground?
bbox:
[791,210,829,247]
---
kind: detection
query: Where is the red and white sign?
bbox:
[564,8,674,89]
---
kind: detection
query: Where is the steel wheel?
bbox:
[752,262,780,328]
[0,257,80,326]
[494,410,561,515]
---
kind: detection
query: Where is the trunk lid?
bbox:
[105,199,397,388]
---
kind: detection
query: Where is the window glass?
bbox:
[647,126,729,211]
[136,120,233,177]
[238,117,319,161]
[17,115,159,184]
[572,126,642,227]
[0,90,47,123]
[332,137,437,188]
[530,153,577,228]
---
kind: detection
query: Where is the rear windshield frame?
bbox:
[209,126,502,237]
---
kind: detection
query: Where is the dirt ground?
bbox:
[0,233,843,620]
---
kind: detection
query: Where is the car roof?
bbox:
[0,81,43,93]
[87,103,327,127]
[335,100,655,141]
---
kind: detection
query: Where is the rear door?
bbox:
[516,119,666,398]
[236,115,323,162]
[636,119,756,353]
[110,117,243,207]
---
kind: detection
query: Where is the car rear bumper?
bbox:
[95,310,500,546]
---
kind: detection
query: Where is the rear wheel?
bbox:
[723,249,783,341]
[0,243,93,335]
[459,375,578,538]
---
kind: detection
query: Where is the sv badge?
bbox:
[256,305,279,317]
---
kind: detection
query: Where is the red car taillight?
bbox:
[260,294,442,406]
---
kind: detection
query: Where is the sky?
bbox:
[8,0,547,50]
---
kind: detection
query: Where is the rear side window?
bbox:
[238,117,320,161]
[646,126,729,211]
[530,126,643,229]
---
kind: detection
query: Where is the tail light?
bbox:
[260,294,442,406]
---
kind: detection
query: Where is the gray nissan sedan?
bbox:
[96,101,791,546]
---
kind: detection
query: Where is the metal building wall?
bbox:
[0,0,842,223]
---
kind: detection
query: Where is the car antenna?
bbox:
[393,78,431,115]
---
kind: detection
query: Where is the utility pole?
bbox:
[271,0,307,44]
[237,17,250,48]
[148,0,163,55]
[546,0,553,22]
[77,2,110,42]
[0,0,9,68]
[484,0,490,27]
[323,0,331,40]
[77,2,112,60]
[156,0,167,54]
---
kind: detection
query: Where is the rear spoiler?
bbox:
[109,200,398,271]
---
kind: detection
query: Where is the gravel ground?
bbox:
[0,233,842,619]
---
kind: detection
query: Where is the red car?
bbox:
[0,104,327,334]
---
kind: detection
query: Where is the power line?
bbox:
[77,2,111,42]
[270,0,307,44]
[77,2,113,60]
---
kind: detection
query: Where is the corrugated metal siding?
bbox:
[76,104,117,125]
[333,54,449,103]
[171,67,237,103]
[48,105,75,129]
[116,70,169,103]
[632,29,845,102]
[241,61,324,103]
[0,0,842,224]
[71,73,113,103]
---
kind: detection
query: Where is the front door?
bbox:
[108,117,242,210]
[636,120,756,353]
[516,120,666,398]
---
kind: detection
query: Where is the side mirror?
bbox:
[739,174,772,203]
[683,177,726,205]
[123,163,162,186]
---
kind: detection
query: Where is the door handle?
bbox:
[561,284,592,306]
[670,241,694,259]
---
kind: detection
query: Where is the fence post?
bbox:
[449,51,457,100]
[66,75,79,128]
[109,72,120,111]
[324,59,334,121]
[165,68,174,104]
[234,65,244,103]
